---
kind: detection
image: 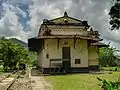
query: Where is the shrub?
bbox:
[97,77,120,90]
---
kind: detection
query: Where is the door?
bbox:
[62,47,71,72]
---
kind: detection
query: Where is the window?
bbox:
[75,59,81,64]
[46,54,49,59]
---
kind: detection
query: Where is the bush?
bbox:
[97,77,120,90]
[0,38,29,71]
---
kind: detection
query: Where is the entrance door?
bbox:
[62,47,71,72]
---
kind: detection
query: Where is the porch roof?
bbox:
[90,42,109,47]
[35,35,102,41]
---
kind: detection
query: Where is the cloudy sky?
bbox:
[0,0,120,52]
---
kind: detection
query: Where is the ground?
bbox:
[9,69,32,90]
[0,67,120,90]
[30,68,53,90]
[9,77,32,90]
[45,72,120,90]
[30,76,53,90]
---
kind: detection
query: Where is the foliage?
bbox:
[101,67,120,71]
[99,46,119,66]
[109,0,120,30]
[0,37,29,71]
[28,52,37,66]
[46,72,120,90]
[97,77,120,90]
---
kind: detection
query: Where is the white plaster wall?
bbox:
[71,39,88,67]
[41,39,88,68]
[88,46,99,65]
[42,39,61,68]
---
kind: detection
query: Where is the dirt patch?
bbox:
[30,76,53,90]
[9,77,32,90]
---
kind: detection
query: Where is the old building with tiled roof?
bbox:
[28,12,108,74]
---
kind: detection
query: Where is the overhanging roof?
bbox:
[90,42,109,47]
[28,38,43,52]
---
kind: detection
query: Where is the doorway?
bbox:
[62,47,71,72]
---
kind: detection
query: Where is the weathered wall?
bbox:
[40,39,88,68]
[37,49,43,67]
[38,25,88,36]
[48,25,87,35]
[88,46,99,66]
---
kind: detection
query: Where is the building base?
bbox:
[70,67,89,73]
[39,67,89,74]
[89,65,100,71]
[37,65,99,74]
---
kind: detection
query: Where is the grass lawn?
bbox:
[0,72,3,75]
[45,72,120,90]
[101,66,120,71]
[0,68,4,75]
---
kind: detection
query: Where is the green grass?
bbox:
[45,72,120,90]
[101,66,120,71]
[0,72,3,75]
[0,68,4,75]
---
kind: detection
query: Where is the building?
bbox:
[28,12,108,74]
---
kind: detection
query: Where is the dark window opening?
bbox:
[75,59,81,64]
[46,54,49,59]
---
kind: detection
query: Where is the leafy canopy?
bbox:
[109,0,120,30]
[0,37,29,71]
[99,46,119,66]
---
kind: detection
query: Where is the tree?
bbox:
[28,52,37,67]
[109,0,120,30]
[99,46,119,66]
[0,37,29,71]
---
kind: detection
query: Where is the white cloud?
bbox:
[27,0,63,38]
[0,0,120,52]
[0,2,28,42]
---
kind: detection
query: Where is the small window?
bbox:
[46,54,49,59]
[75,59,81,64]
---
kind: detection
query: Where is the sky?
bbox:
[0,0,120,53]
